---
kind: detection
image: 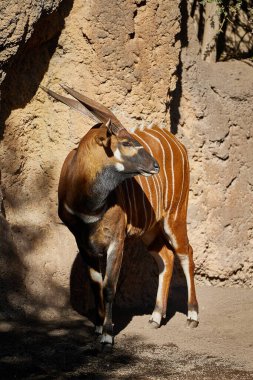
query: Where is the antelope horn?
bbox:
[40,85,99,123]
[60,83,124,131]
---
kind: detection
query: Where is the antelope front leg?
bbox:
[78,250,105,334]
[88,264,105,335]
[98,239,124,352]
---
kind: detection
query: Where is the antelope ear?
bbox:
[95,134,110,147]
[105,119,121,136]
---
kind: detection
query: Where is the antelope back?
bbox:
[118,125,189,235]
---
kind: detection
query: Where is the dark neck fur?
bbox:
[84,166,128,212]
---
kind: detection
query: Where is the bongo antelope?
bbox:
[41,84,199,351]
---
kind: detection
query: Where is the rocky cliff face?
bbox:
[178,15,253,287]
[0,0,252,319]
[0,0,63,84]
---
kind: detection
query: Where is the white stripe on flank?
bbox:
[130,178,137,226]
[150,128,174,213]
[163,129,185,220]
[133,132,154,230]
[114,148,123,162]
[153,175,160,221]
[145,174,154,230]
[140,134,161,219]
[136,175,147,231]
[141,130,165,220]
[141,129,167,211]
[124,180,132,232]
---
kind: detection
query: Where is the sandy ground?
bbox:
[0,285,252,379]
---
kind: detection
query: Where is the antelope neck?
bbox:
[69,165,128,223]
[89,165,127,209]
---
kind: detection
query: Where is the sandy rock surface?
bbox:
[177,17,253,287]
[0,285,252,379]
[0,0,252,319]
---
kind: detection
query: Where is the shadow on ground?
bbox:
[0,318,252,380]
[70,238,188,336]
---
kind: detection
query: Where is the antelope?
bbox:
[41,84,199,352]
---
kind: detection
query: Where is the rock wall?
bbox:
[0,0,181,318]
[0,0,63,85]
[176,10,253,287]
[0,0,252,319]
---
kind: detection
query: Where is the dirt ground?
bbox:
[0,285,252,379]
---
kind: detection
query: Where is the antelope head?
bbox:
[41,84,160,178]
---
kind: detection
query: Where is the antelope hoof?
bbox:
[186,318,199,328]
[149,319,160,329]
[96,333,114,353]
[149,310,162,328]
[96,341,113,353]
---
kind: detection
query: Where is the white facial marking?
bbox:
[136,146,144,151]
[89,268,103,283]
[115,162,125,172]
[114,148,123,161]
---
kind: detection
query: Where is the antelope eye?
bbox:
[121,141,132,147]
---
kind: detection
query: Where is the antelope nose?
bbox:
[153,161,160,173]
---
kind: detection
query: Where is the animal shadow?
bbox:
[70,241,188,335]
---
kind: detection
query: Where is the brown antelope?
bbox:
[41,84,199,351]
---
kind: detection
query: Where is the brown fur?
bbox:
[42,85,198,351]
